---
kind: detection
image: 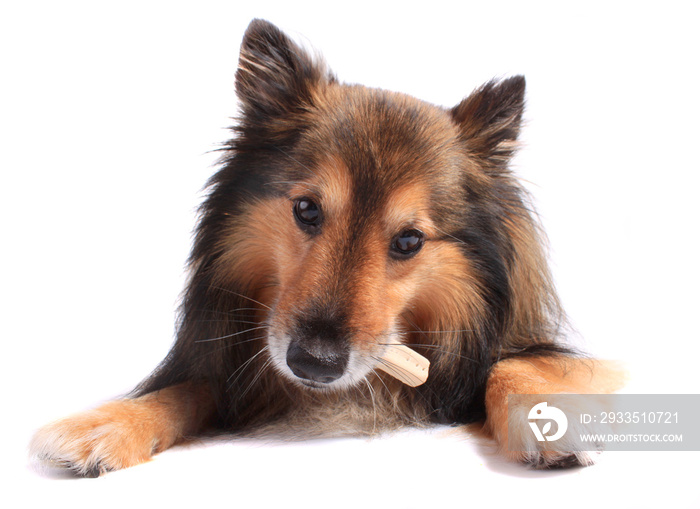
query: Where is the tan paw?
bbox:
[499,394,607,469]
[30,400,162,477]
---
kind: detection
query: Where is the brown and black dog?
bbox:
[31,19,619,476]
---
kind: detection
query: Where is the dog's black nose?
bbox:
[286,341,348,384]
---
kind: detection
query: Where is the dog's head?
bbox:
[198,20,542,395]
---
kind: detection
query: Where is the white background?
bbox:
[2,1,699,507]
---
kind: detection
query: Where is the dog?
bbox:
[31,19,620,477]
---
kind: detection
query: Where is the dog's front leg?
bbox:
[484,356,623,468]
[30,383,215,476]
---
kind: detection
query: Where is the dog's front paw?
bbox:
[519,449,596,469]
[499,395,604,469]
[495,422,598,470]
[30,400,161,477]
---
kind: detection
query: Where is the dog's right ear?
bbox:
[236,19,330,122]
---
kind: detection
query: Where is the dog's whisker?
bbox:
[433,225,467,246]
[372,357,423,386]
[226,346,269,386]
[378,342,478,364]
[363,377,378,433]
[196,319,261,325]
[237,359,274,400]
[404,329,475,334]
[206,286,272,310]
[201,307,262,315]
[195,325,269,343]
[368,366,392,394]
[400,314,472,337]
[230,334,269,346]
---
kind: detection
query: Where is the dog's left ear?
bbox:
[451,76,526,170]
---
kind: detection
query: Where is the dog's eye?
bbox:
[391,229,424,258]
[293,198,322,231]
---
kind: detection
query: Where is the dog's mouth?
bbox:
[266,312,428,389]
[298,379,331,390]
[265,316,431,390]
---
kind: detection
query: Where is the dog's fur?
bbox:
[31,20,621,477]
